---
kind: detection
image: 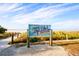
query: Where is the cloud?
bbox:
[0,3,28,14]
[53,20,79,26]
[0,3,79,30]
[12,4,79,25]
[12,4,67,23]
[53,19,79,30]
[0,4,17,13]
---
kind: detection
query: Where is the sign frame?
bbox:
[27,24,52,48]
[28,24,51,37]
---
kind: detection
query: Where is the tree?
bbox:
[0,25,7,33]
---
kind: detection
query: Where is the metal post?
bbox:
[49,29,52,46]
[27,29,30,48]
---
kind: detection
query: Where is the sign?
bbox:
[28,24,51,37]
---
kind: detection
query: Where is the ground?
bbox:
[0,44,69,56]
[63,44,79,56]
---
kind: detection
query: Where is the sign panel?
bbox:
[28,24,51,37]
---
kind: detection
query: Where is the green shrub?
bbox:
[0,25,7,33]
[30,37,41,43]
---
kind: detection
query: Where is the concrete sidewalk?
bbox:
[0,44,69,56]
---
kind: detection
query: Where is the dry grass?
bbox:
[63,44,79,56]
[0,32,11,39]
[53,39,79,45]
[52,39,79,56]
[39,39,79,45]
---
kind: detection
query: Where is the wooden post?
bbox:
[16,33,19,38]
[41,36,43,44]
[27,29,30,48]
[11,33,14,44]
[49,29,52,46]
[66,34,68,40]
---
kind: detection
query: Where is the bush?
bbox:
[0,25,7,33]
[52,31,79,40]
[30,37,41,43]
[43,37,49,41]
[8,31,79,44]
[0,32,11,39]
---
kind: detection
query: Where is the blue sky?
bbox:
[0,3,79,31]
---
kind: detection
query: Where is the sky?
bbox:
[0,3,79,31]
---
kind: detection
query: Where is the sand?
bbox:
[0,44,69,56]
[63,44,79,56]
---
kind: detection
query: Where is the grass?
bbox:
[0,32,11,39]
[8,31,79,45]
[52,39,79,46]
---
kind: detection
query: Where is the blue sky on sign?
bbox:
[0,3,79,31]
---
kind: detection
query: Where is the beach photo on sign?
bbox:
[0,3,79,56]
[28,24,51,37]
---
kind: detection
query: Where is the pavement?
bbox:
[0,44,69,56]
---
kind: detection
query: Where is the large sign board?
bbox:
[28,24,51,37]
